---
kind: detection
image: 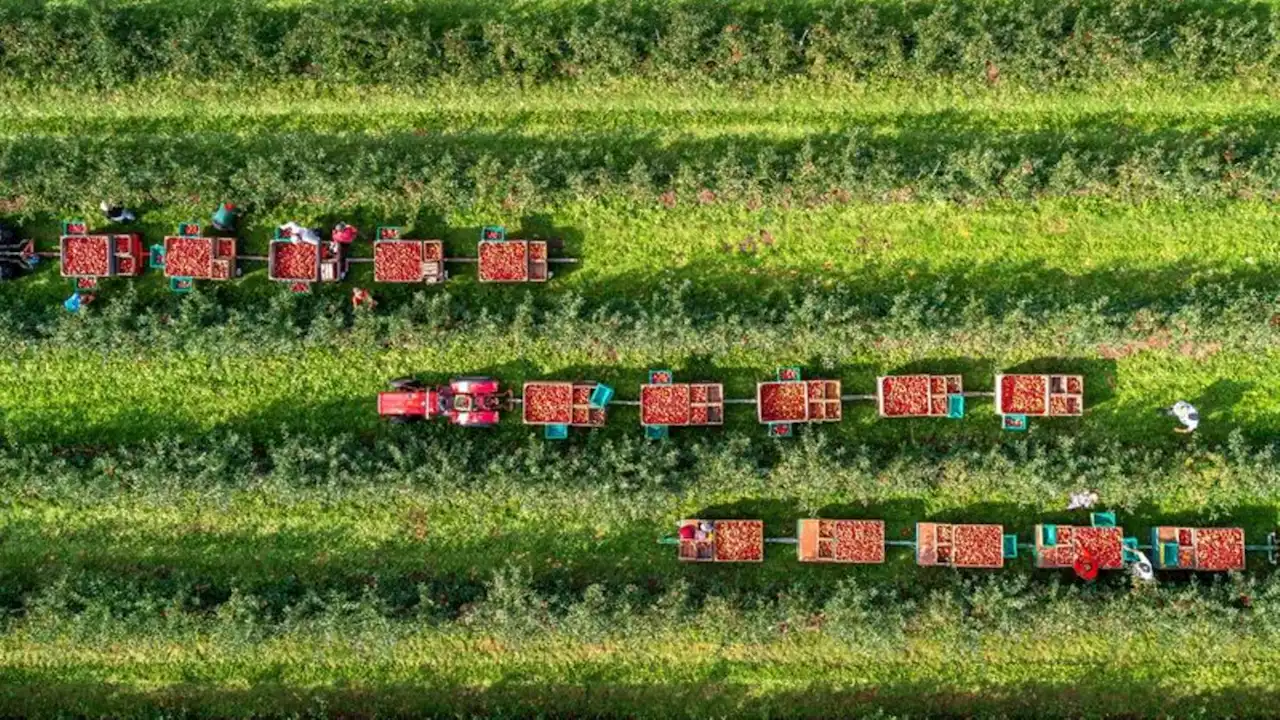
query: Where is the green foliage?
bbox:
[3,5,1280,713]
[3,0,1280,87]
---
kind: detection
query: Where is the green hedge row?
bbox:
[2,119,1280,213]
[1,0,1278,86]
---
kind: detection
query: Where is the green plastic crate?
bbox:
[648,369,673,384]
[776,366,802,382]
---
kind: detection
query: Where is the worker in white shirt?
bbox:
[1162,401,1199,434]
[1067,490,1098,510]
[279,221,321,245]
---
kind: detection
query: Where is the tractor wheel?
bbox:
[388,414,420,424]
[388,376,423,391]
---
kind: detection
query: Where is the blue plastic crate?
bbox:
[645,425,669,440]
[62,293,82,313]
[544,424,569,440]
[588,383,614,409]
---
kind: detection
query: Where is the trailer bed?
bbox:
[523,381,606,427]
[757,380,842,424]
[1150,526,1246,571]
[1034,524,1123,569]
[878,375,962,417]
[640,383,723,426]
[373,238,445,283]
[677,519,763,562]
[478,239,549,283]
[996,374,1083,417]
[797,519,884,563]
[163,235,236,280]
[916,522,1005,568]
[60,233,144,278]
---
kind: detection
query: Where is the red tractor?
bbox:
[377,376,511,427]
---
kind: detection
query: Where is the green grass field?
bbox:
[4,2,1280,715]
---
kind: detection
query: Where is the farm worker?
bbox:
[1067,490,1098,510]
[695,520,714,541]
[678,524,696,541]
[1161,401,1199,434]
[351,288,375,309]
[99,201,136,224]
[1129,549,1155,582]
[332,222,358,244]
[279,221,321,245]
[211,203,239,232]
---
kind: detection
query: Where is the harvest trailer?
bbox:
[60,220,144,288]
[756,367,841,438]
[639,370,724,439]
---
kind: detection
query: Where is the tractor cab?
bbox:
[378,376,507,427]
[0,223,37,280]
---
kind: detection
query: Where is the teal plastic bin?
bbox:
[645,425,669,440]
[589,384,614,409]
[1122,537,1140,563]
[1041,524,1057,546]
[1003,534,1018,558]
[544,424,569,440]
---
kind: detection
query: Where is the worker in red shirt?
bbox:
[332,222,358,244]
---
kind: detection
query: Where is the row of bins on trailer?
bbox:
[673,515,1257,573]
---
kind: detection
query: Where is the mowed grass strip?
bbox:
[2,79,1279,138]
